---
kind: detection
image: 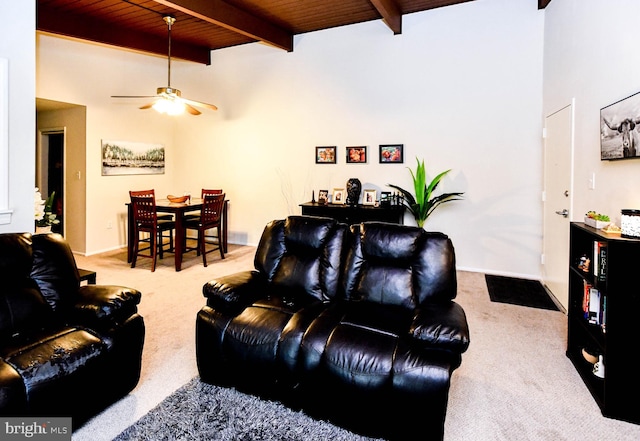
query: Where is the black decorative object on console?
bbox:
[346,178,361,206]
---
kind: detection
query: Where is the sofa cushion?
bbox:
[2,327,107,398]
[410,302,471,354]
[301,301,453,395]
[361,221,423,261]
[30,233,80,310]
[343,223,422,308]
[0,233,32,280]
[70,285,142,328]
[0,234,52,342]
[214,294,326,387]
[255,216,345,301]
[343,223,457,307]
[0,284,53,345]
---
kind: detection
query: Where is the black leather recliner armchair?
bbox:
[196,216,469,440]
[0,233,145,429]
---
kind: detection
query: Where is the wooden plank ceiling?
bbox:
[37,0,553,65]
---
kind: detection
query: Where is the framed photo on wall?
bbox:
[346,146,367,163]
[316,146,337,164]
[332,188,345,204]
[362,189,377,206]
[379,144,403,163]
[600,91,640,160]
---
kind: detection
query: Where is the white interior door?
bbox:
[542,102,574,311]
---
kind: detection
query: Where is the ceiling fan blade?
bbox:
[139,102,156,110]
[184,104,201,115]
[181,97,218,111]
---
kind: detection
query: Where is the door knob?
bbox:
[555,209,569,218]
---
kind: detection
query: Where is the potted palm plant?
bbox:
[388,158,464,228]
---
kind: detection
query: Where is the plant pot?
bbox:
[35,226,52,234]
[584,217,610,229]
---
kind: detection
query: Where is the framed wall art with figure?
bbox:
[379,144,403,163]
[316,146,337,164]
[346,146,367,163]
[601,91,640,160]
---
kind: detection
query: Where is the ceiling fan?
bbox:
[111,15,218,116]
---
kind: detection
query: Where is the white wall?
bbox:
[0,2,35,233]
[33,0,546,278]
[544,0,640,224]
[175,0,546,278]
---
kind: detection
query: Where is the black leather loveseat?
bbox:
[0,233,145,428]
[196,216,470,440]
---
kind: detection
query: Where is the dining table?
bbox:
[126,197,228,271]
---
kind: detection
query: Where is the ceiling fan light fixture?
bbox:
[152,97,185,115]
[111,15,217,115]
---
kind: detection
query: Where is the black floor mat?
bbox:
[485,274,560,311]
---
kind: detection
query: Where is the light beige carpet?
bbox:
[71,245,640,441]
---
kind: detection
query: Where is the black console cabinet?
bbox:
[567,222,640,424]
[300,202,405,225]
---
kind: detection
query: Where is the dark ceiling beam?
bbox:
[36,4,211,65]
[369,0,402,34]
[152,0,294,52]
[538,0,553,8]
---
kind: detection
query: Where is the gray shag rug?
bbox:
[114,377,382,441]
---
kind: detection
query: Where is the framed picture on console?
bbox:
[316,146,336,164]
[363,189,376,206]
[318,189,329,204]
[332,188,345,204]
[380,191,392,207]
[379,144,403,163]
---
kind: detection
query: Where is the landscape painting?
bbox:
[102,140,165,175]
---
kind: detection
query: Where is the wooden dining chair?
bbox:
[129,190,176,272]
[183,193,225,266]
[184,189,223,221]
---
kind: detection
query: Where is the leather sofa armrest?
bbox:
[68,285,141,329]
[409,302,470,353]
[202,270,268,314]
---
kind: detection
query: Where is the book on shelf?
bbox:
[593,240,607,282]
[588,287,601,325]
[582,280,605,326]
[601,295,607,333]
[583,280,590,320]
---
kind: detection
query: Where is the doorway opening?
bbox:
[36,99,87,254]
[37,130,64,234]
